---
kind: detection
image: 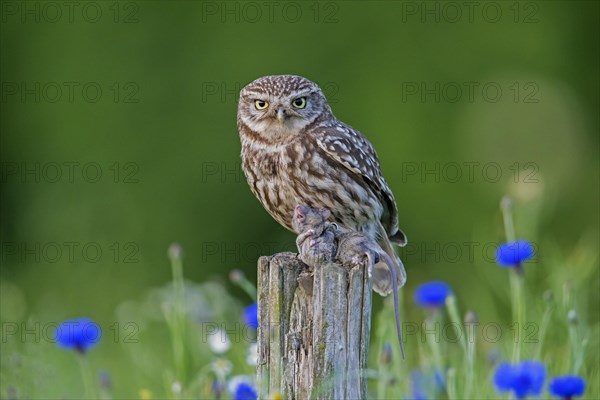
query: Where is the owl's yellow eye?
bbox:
[255,100,269,110]
[292,97,306,109]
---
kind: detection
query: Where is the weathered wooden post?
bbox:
[257,252,372,399]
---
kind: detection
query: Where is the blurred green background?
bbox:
[1,0,599,397]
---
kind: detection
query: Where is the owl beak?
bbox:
[276,108,286,122]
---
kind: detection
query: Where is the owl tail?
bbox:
[372,223,407,296]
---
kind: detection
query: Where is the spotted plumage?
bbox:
[237,75,407,294]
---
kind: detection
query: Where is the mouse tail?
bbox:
[372,222,407,295]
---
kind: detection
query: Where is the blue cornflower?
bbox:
[243,303,258,329]
[414,281,451,308]
[234,382,257,400]
[211,380,223,397]
[380,342,393,366]
[409,370,428,400]
[54,318,101,353]
[494,362,515,392]
[496,240,534,267]
[434,368,446,391]
[549,375,586,398]
[493,360,546,399]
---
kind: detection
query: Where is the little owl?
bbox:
[237,75,407,295]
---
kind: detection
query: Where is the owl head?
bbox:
[237,75,331,142]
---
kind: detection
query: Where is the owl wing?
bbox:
[315,122,404,242]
